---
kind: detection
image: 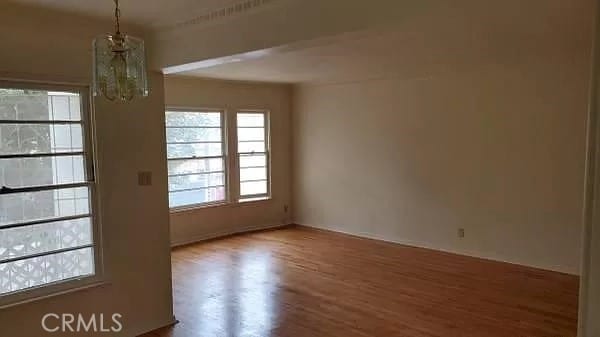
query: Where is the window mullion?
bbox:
[0,152,85,159]
[0,182,92,195]
[0,120,82,125]
[0,214,91,230]
[0,244,94,265]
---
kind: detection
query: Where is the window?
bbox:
[166,110,227,209]
[0,83,98,298]
[237,111,270,200]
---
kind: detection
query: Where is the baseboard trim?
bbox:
[297,223,579,276]
[171,223,292,248]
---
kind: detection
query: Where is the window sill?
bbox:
[169,197,273,214]
[238,196,271,203]
[0,276,109,310]
[169,201,231,214]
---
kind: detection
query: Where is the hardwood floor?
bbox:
[142,226,579,337]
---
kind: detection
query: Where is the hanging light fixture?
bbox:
[93,0,148,102]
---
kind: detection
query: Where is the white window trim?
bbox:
[166,107,230,212]
[0,80,105,308]
[237,109,272,202]
[165,107,273,213]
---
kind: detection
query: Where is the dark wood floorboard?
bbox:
[142,226,579,337]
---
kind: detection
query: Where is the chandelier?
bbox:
[93,0,148,102]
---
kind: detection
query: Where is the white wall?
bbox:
[0,4,174,336]
[293,53,591,274]
[164,76,292,245]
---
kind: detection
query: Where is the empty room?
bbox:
[1,0,600,336]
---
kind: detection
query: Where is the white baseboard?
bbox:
[170,223,291,248]
[298,223,578,276]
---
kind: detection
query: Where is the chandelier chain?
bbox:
[114,0,121,34]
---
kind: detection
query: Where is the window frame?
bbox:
[0,80,104,308]
[236,109,271,202]
[165,107,230,211]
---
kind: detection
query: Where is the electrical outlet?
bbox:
[138,171,152,186]
[458,228,465,238]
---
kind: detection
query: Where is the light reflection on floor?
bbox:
[172,248,278,337]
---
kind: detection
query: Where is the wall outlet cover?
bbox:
[138,171,153,186]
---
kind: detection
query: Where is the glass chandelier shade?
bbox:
[92,0,149,102]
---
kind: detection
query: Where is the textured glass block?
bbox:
[0,247,93,294]
[0,217,92,262]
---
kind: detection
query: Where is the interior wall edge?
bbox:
[579,0,600,335]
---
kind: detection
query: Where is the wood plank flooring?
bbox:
[142,226,579,337]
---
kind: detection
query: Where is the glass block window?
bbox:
[0,84,96,296]
[166,110,227,208]
[237,111,270,200]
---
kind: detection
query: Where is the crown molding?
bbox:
[156,0,279,33]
